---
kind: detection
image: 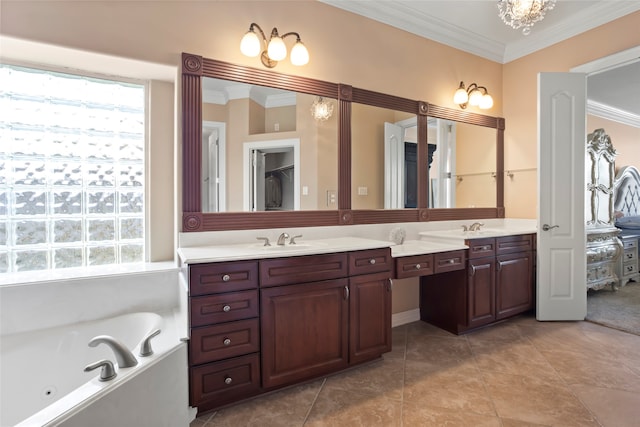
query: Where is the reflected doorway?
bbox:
[202,121,226,212]
[243,139,300,211]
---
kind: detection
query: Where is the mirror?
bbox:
[181,53,505,232]
[428,119,497,208]
[201,77,339,213]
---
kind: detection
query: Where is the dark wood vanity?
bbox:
[419,234,535,334]
[187,247,392,413]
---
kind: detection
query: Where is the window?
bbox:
[0,64,146,273]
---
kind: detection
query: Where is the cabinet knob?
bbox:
[222,274,231,282]
[223,338,231,346]
[415,264,421,270]
[224,376,233,385]
[369,258,376,265]
[448,259,455,264]
[223,305,231,312]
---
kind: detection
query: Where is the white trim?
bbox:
[203,121,227,211]
[587,100,640,129]
[571,46,640,75]
[392,308,420,328]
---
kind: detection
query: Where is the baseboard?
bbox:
[392,309,420,328]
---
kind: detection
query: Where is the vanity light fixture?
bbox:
[453,81,494,110]
[310,97,334,121]
[240,23,309,68]
[497,0,556,35]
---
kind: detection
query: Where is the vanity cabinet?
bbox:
[420,234,534,334]
[260,249,392,389]
[186,247,392,413]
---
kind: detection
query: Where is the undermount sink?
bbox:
[253,241,329,251]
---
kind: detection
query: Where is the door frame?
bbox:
[202,120,226,212]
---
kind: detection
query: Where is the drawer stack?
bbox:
[188,261,261,411]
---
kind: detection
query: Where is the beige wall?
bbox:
[502,11,640,218]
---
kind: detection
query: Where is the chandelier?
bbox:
[497,0,556,35]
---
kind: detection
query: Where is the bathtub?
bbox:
[0,265,193,427]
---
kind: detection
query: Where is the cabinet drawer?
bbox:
[496,234,533,255]
[395,254,434,278]
[624,248,637,262]
[190,353,260,408]
[349,248,393,276]
[190,319,260,365]
[623,239,638,250]
[259,253,348,287]
[434,250,466,273]
[191,290,259,327]
[467,238,496,259]
[623,263,637,276]
[190,261,258,296]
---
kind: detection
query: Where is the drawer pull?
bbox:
[222,305,231,312]
[222,274,231,282]
[448,259,455,264]
[223,338,231,346]
[369,258,376,265]
[415,264,421,270]
[224,376,233,385]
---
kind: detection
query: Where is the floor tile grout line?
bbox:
[464,334,502,421]
[301,377,326,426]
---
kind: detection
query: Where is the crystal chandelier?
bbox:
[497,0,556,35]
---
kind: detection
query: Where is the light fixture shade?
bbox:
[240,31,261,57]
[267,36,287,61]
[311,97,334,121]
[453,87,469,104]
[497,0,556,35]
[479,93,494,109]
[468,89,483,106]
[290,41,309,66]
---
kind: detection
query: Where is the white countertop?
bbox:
[178,237,394,264]
[390,240,468,257]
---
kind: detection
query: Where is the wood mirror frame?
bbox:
[181,53,505,232]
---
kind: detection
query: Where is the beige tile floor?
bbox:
[190,315,640,427]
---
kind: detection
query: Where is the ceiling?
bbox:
[320,0,640,123]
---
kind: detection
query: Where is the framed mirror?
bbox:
[181,53,504,232]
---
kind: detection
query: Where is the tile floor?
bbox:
[190,315,640,427]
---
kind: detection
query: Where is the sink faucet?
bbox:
[88,335,138,368]
[469,222,484,231]
[277,232,290,246]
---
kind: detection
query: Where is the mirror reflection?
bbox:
[351,103,416,209]
[427,119,497,208]
[201,77,339,212]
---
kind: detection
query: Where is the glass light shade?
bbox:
[479,94,494,109]
[453,87,469,105]
[311,97,333,121]
[240,31,261,57]
[290,41,309,66]
[267,36,287,61]
[468,89,483,106]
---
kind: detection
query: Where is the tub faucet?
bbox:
[88,335,138,368]
[469,222,484,231]
[277,232,290,246]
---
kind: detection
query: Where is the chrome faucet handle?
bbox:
[139,329,161,357]
[84,359,117,381]
[461,225,468,232]
[256,237,271,246]
[290,235,303,244]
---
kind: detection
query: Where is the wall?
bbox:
[502,11,640,219]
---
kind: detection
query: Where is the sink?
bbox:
[419,228,512,244]
[253,241,329,251]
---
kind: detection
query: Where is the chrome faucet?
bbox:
[277,232,290,246]
[469,222,484,231]
[88,335,138,368]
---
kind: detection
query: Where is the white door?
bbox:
[537,72,587,321]
[384,122,404,209]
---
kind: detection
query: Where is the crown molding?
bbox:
[588,100,640,128]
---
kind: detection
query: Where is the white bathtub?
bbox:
[0,265,193,427]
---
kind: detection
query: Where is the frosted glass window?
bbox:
[0,64,145,273]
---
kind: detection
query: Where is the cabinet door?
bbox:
[467,257,496,328]
[260,279,349,389]
[349,272,392,364]
[496,252,533,320]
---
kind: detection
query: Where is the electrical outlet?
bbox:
[358,186,368,196]
[302,186,308,195]
[327,190,336,206]
[274,122,279,131]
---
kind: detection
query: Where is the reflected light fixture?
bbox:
[311,97,334,121]
[453,81,494,110]
[240,22,309,68]
[497,0,556,35]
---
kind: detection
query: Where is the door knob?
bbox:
[542,224,559,231]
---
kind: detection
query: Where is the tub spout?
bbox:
[88,335,138,368]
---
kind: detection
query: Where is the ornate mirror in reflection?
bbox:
[201,77,339,213]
